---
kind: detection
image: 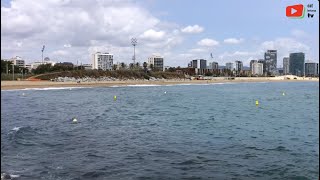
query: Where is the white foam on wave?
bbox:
[2,86,91,92]
[25,87,91,91]
[10,174,20,178]
[12,127,21,131]
[173,84,192,86]
[126,84,162,87]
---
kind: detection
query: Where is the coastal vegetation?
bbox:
[33,69,185,80]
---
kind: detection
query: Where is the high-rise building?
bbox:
[305,62,319,77]
[92,52,113,70]
[148,55,164,71]
[258,59,266,75]
[252,62,264,75]
[10,56,25,68]
[289,52,305,76]
[189,59,207,74]
[283,57,290,75]
[225,62,234,70]
[208,62,219,70]
[250,60,257,72]
[234,61,243,72]
[264,50,277,75]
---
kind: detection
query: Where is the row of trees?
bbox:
[33,61,160,75]
[1,60,29,74]
[32,63,80,74]
[112,62,159,72]
[34,69,185,80]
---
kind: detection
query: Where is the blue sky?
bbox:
[1,0,319,67]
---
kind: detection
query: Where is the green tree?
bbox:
[129,63,134,69]
[143,62,148,72]
[1,60,12,74]
[32,64,53,74]
[120,62,127,69]
[167,67,176,72]
[205,71,213,76]
[112,64,118,70]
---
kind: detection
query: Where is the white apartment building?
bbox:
[10,56,25,68]
[252,62,264,75]
[82,64,92,70]
[29,60,56,70]
[92,52,113,70]
[148,55,164,71]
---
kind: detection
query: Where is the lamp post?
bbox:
[12,64,14,81]
[41,45,45,64]
[131,38,137,65]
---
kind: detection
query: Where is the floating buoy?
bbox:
[282,92,285,96]
[164,91,167,94]
[72,118,78,123]
[114,95,117,101]
[255,100,259,106]
[22,93,25,96]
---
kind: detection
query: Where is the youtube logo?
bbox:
[286,4,305,18]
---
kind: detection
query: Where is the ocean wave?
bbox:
[126,84,162,87]
[8,126,38,137]
[11,127,21,132]
[1,173,20,179]
[1,87,91,92]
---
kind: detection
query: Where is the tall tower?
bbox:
[41,45,45,64]
[131,38,137,64]
[264,50,277,75]
[289,52,305,76]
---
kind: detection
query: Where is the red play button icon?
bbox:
[286,4,304,18]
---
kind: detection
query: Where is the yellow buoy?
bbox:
[255,100,259,106]
[114,95,117,101]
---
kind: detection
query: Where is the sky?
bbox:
[1,0,319,67]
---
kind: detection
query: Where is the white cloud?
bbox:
[15,41,23,47]
[216,37,312,66]
[64,44,72,48]
[260,38,310,53]
[140,29,166,41]
[181,25,204,34]
[223,38,244,44]
[291,29,308,39]
[1,0,185,65]
[52,50,68,56]
[197,38,219,47]
[189,48,207,53]
[260,38,311,66]
[1,0,317,67]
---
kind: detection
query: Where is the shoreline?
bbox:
[1,77,318,90]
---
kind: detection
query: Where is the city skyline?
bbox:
[1,0,319,67]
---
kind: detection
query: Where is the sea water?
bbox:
[1,82,319,179]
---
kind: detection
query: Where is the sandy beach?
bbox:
[1,76,318,90]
